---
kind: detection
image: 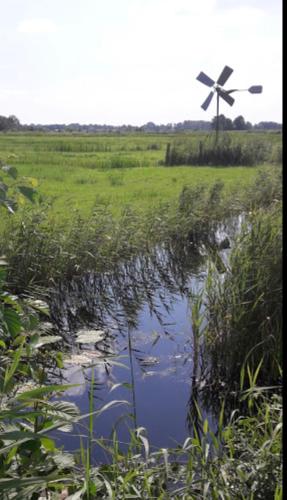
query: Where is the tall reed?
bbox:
[204,201,282,388]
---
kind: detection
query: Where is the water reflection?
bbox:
[49,235,240,457]
[50,242,205,334]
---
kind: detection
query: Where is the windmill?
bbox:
[196,65,263,142]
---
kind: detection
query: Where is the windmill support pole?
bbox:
[216,92,219,144]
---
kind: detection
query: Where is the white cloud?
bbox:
[17,18,57,34]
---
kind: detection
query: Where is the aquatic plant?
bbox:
[204,200,282,388]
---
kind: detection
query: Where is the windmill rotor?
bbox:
[201,91,214,111]
[196,65,263,143]
[217,87,235,106]
[216,65,234,86]
[196,65,234,111]
[196,71,215,88]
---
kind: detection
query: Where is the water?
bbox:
[49,230,239,461]
[54,296,193,458]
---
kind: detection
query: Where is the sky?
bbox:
[0,0,282,125]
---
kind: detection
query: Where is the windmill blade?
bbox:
[248,85,263,94]
[217,88,235,106]
[201,91,214,110]
[196,71,215,87]
[217,65,233,86]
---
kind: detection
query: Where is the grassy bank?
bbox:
[0,163,281,293]
[0,131,281,216]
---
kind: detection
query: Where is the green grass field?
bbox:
[0,131,281,217]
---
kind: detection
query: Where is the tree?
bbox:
[0,115,21,131]
[211,114,233,131]
[233,115,246,130]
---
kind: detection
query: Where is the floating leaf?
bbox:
[31,335,62,348]
[137,356,159,367]
[75,329,105,344]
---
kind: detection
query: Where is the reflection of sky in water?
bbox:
[50,234,239,462]
[54,289,216,463]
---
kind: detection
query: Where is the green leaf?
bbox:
[3,307,22,337]
[203,418,209,435]
[0,185,7,201]
[0,474,69,491]
[56,351,64,368]
[3,342,24,392]
[16,384,81,400]
[1,165,18,179]
[0,430,45,441]
[43,400,80,419]
[17,185,36,202]
[253,357,264,385]
[40,437,56,451]
[0,181,8,192]
[66,487,87,499]
[28,177,38,188]
[0,198,16,213]
[26,298,49,315]
[75,399,129,422]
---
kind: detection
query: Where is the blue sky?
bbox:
[0,0,282,125]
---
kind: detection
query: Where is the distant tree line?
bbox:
[211,114,282,131]
[211,114,252,131]
[0,115,21,131]
[0,114,282,133]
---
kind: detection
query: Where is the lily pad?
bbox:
[138,356,159,367]
[64,352,104,365]
[75,329,106,344]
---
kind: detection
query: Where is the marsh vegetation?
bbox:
[0,131,282,498]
